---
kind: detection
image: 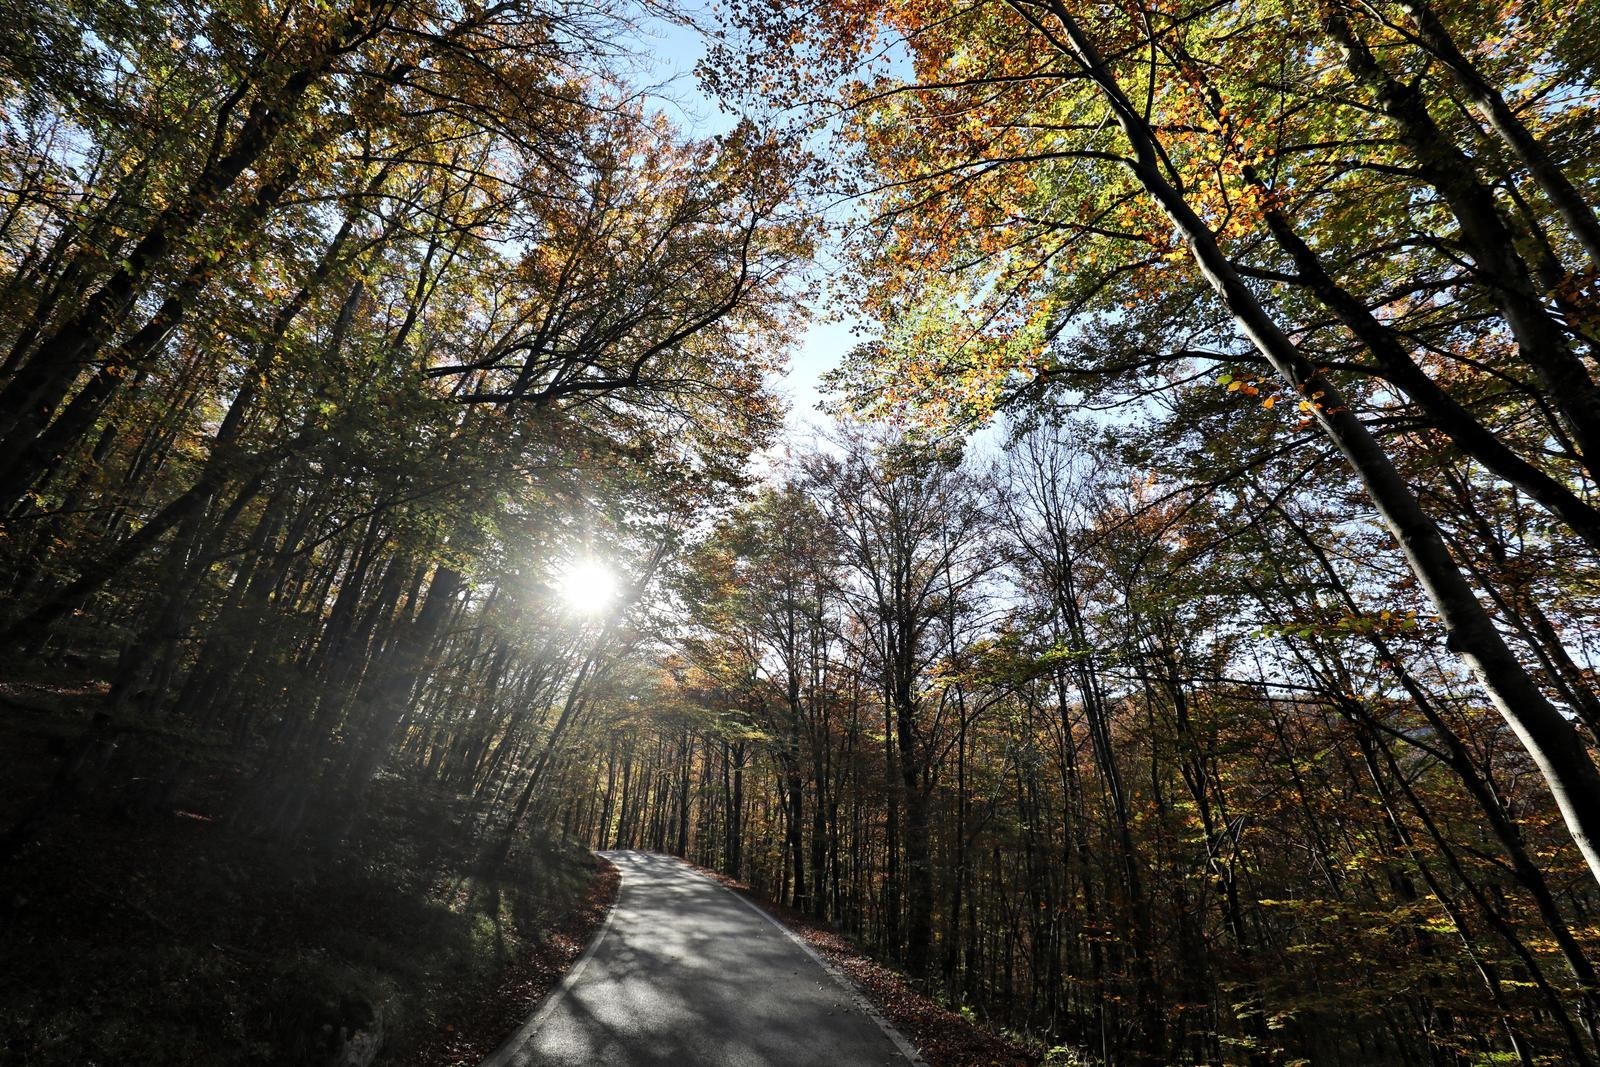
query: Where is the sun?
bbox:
[553,559,621,615]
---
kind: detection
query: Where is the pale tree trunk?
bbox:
[1018,0,1600,888]
[1322,6,1600,474]
[1398,0,1600,273]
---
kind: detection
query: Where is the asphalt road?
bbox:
[482,850,917,1066]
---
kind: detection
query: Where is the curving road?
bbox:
[481,850,919,1067]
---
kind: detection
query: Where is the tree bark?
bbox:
[1029,0,1600,888]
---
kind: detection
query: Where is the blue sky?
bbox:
[622,8,855,440]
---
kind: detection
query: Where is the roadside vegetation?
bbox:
[0,680,605,1066]
[6,0,1600,1064]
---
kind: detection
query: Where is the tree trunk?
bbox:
[1034,0,1600,889]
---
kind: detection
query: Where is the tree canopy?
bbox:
[9,0,1600,1064]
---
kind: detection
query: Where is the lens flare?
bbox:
[554,559,620,615]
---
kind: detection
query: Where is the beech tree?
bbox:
[703,0,1600,889]
[802,429,998,977]
[13,3,1600,1064]
[0,0,805,848]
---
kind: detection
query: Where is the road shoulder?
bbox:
[396,854,621,1066]
[689,863,1041,1067]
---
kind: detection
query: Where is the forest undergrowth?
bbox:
[9,0,1600,1063]
[0,664,605,1067]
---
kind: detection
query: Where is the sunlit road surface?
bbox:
[482,850,918,1066]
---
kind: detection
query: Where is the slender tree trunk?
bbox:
[1322,6,1600,473]
[1399,0,1600,272]
[1029,0,1600,889]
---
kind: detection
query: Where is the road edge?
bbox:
[702,868,931,1067]
[477,856,622,1067]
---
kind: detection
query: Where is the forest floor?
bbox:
[0,671,614,1067]
[394,858,619,1067]
[690,863,1043,1067]
[3,666,1030,1067]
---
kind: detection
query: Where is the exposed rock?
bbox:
[326,992,386,1067]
